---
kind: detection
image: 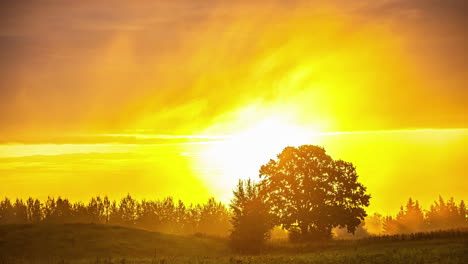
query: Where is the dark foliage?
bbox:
[229,179,274,252]
[258,145,370,242]
[0,195,231,237]
[382,196,467,234]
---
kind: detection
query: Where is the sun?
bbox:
[199,114,315,198]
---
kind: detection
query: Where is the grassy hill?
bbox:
[1,224,467,263]
[0,223,229,258]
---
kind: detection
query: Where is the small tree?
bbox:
[426,196,468,230]
[87,196,105,223]
[12,199,28,224]
[103,196,111,224]
[459,200,467,226]
[120,194,138,226]
[0,198,14,224]
[259,145,370,241]
[26,197,42,223]
[398,198,425,232]
[198,198,231,237]
[229,179,273,252]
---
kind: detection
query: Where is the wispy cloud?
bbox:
[0,0,466,139]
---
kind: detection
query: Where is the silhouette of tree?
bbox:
[147,197,177,233]
[259,145,370,241]
[230,179,273,252]
[160,197,177,232]
[1,193,465,238]
[380,196,468,235]
[459,200,467,226]
[0,198,14,224]
[42,196,56,223]
[108,200,122,225]
[426,196,467,230]
[198,197,231,237]
[87,196,105,223]
[175,200,190,234]
[103,196,111,224]
[13,199,28,224]
[119,194,138,226]
[72,201,89,222]
[136,199,157,231]
[42,197,74,223]
[0,195,234,236]
[26,197,42,223]
[396,198,425,233]
[57,198,72,222]
[186,204,202,234]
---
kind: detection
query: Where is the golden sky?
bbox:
[0,0,467,214]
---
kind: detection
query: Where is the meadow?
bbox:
[0,224,466,264]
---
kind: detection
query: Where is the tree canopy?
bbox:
[229,179,273,252]
[259,145,370,241]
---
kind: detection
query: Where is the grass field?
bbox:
[0,224,467,264]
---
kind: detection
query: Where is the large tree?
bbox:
[259,145,370,241]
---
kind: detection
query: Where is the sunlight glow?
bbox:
[200,114,315,194]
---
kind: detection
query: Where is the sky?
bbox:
[0,0,467,214]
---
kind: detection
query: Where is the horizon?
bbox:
[1,128,466,216]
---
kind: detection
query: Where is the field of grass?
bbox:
[0,224,229,258]
[0,224,467,264]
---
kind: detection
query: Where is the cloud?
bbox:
[0,0,466,141]
[0,133,228,145]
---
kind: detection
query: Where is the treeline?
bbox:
[381,196,467,234]
[1,194,466,239]
[334,196,468,238]
[0,195,231,236]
